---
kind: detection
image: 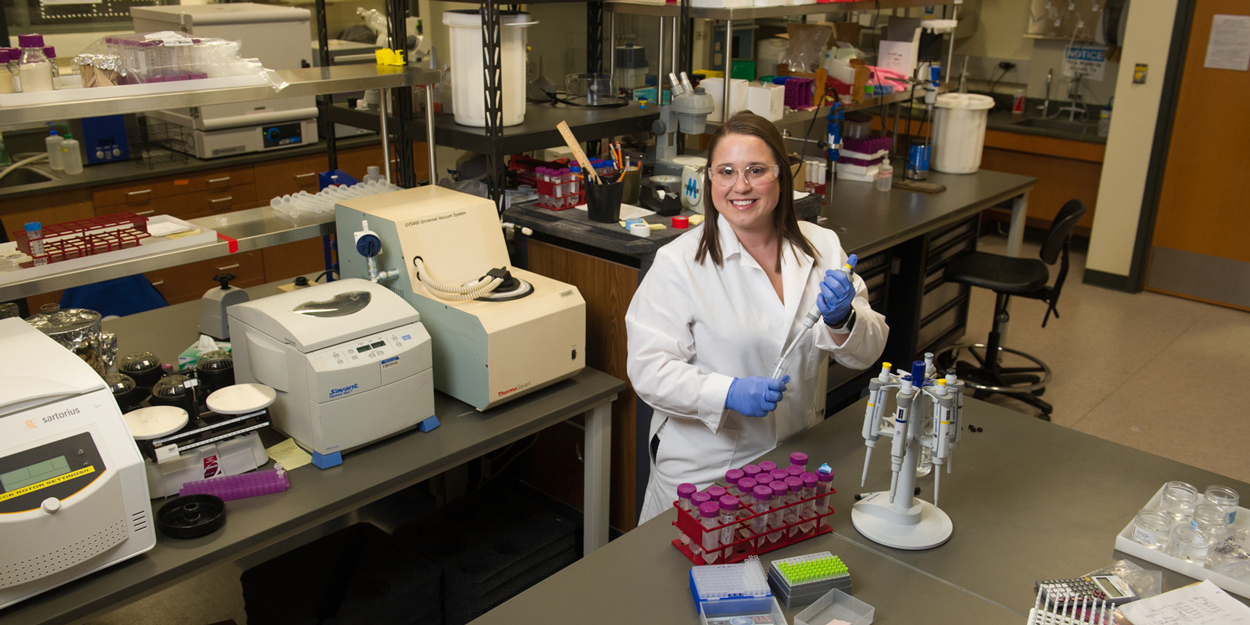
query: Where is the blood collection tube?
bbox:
[707,485,727,499]
[784,475,804,537]
[743,464,763,481]
[815,463,835,512]
[677,483,697,511]
[725,468,745,497]
[719,495,739,560]
[699,501,722,564]
[751,484,772,546]
[759,461,778,473]
[767,480,788,544]
[789,452,809,470]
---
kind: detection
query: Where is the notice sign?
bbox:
[1204,14,1250,71]
[1064,44,1107,81]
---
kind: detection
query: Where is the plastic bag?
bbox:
[1085,559,1163,600]
[72,32,286,91]
[779,24,831,74]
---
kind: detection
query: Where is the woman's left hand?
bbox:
[817,269,855,327]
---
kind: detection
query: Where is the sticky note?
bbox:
[266,438,312,470]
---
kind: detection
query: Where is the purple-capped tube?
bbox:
[707,485,727,499]
[677,483,697,511]
[691,490,712,511]
[743,464,762,480]
[719,495,740,560]
[789,452,809,469]
[770,469,788,483]
[815,463,835,512]
[751,485,772,545]
[725,468,745,497]
[786,464,804,477]
[767,481,788,543]
[759,460,778,472]
[699,501,722,564]
[800,472,820,533]
[784,475,804,537]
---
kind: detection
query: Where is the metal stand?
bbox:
[480,1,506,213]
[851,439,954,551]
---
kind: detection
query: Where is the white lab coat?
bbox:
[627,214,888,524]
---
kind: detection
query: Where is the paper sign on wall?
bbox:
[1064,44,1107,81]
[1204,14,1250,72]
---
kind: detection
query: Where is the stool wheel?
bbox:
[933,343,1053,393]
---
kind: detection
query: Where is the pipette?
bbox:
[769,255,857,379]
[860,362,891,487]
[887,374,914,504]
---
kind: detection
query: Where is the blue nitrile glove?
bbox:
[726,375,791,417]
[817,254,857,327]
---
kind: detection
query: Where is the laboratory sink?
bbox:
[1010,117,1097,134]
[0,167,55,189]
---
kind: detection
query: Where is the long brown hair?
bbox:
[694,112,817,271]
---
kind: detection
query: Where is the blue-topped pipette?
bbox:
[769,255,857,379]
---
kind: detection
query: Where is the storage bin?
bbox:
[931,93,994,174]
[444,11,532,127]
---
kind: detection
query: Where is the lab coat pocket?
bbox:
[803,350,826,383]
[654,416,741,487]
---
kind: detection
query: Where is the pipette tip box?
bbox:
[767,552,852,608]
[690,557,788,625]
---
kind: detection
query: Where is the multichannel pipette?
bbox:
[769,255,858,380]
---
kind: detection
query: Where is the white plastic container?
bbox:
[60,136,83,174]
[443,11,532,128]
[746,81,784,121]
[701,77,748,123]
[755,39,788,77]
[931,93,994,174]
[45,129,64,171]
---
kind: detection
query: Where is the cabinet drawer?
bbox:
[96,185,258,221]
[918,297,968,353]
[920,269,967,321]
[146,251,265,305]
[94,165,254,208]
[253,153,329,201]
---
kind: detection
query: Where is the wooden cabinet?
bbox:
[980,129,1102,234]
[93,165,256,210]
[147,251,266,305]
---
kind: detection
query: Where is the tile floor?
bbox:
[82,231,1250,625]
[959,232,1250,486]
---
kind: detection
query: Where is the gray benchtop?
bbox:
[472,397,1247,624]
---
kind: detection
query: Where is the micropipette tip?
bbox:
[860,448,872,487]
[933,469,940,507]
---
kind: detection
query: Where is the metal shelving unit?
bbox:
[0,65,438,301]
[396,103,659,156]
[704,81,953,130]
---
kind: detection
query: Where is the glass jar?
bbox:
[1132,509,1172,550]
[1159,481,1200,524]
[1168,525,1209,563]
[1191,504,1231,543]
[1204,485,1240,525]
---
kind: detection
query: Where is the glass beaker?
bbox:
[1168,525,1209,563]
[1159,481,1200,524]
[1132,509,1172,550]
[1204,485,1240,525]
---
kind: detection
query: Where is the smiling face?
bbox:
[708,133,782,237]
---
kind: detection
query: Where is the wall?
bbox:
[1085,0,1178,278]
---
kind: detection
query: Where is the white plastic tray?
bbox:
[0,215,218,288]
[1113,484,1250,599]
[794,588,874,625]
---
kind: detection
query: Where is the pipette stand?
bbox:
[851,360,960,550]
[850,436,953,550]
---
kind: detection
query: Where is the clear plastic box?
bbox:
[793,588,874,625]
[699,595,788,625]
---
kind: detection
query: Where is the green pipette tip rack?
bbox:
[776,555,848,585]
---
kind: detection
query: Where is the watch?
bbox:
[831,309,856,335]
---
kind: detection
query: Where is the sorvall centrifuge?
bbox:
[335,186,586,411]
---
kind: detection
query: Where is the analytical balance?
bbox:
[335,186,586,411]
[0,319,156,609]
[227,279,436,468]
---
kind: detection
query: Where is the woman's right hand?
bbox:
[726,375,790,417]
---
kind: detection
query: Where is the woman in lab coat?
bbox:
[627,112,888,524]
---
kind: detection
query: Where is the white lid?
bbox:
[672,156,707,167]
[131,3,310,24]
[443,10,531,26]
[935,93,995,110]
[206,383,277,415]
[124,405,189,440]
[226,279,419,352]
[0,318,105,418]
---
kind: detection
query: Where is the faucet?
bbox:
[1059,74,1086,121]
[1036,68,1053,117]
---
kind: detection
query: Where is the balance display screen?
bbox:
[1,456,71,492]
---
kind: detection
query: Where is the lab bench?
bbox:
[471,395,1250,624]
[0,281,624,625]
[500,168,1035,532]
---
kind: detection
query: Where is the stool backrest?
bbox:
[1038,200,1088,265]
